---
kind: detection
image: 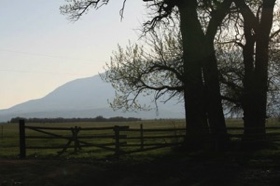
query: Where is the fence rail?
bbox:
[18,120,185,158]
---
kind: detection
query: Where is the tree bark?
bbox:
[178,0,210,147]
[178,0,230,149]
[239,0,276,143]
[203,42,229,149]
[241,13,258,138]
[253,0,276,136]
[202,0,233,149]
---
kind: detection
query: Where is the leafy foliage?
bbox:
[101,25,184,112]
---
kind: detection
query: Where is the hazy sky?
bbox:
[0,0,146,109]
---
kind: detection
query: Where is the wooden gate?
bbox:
[19,120,128,158]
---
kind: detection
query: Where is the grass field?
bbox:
[0,119,186,158]
[1,119,280,185]
[2,118,280,158]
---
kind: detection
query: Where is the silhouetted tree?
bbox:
[219,0,277,141]
[60,0,233,149]
[61,0,280,149]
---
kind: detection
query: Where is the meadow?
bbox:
[2,119,280,185]
[2,118,280,158]
[0,119,186,158]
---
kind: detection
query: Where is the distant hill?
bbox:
[0,74,185,122]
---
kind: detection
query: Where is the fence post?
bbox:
[72,126,81,153]
[19,119,26,159]
[1,125,3,140]
[114,126,120,158]
[140,124,144,150]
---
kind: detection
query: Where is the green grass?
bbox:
[0,119,186,158]
[2,118,280,159]
[2,119,280,185]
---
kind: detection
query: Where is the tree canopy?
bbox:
[61,0,280,149]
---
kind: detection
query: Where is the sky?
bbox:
[0,0,146,109]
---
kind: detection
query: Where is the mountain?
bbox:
[0,75,184,122]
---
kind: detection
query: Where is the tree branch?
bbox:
[60,0,110,21]
[206,0,233,41]
[233,0,259,32]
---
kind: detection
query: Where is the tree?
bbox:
[170,0,232,147]
[103,12,280,120]
[212,0,279,144]
[60,0,280,149]
[226,0,276,141]
[60,0,232,148]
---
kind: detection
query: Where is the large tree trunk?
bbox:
[253,0,275,137]
[178,0,230,149]
[201,0,233,149]
[241,14,258,138]
[239,0,276,144]
[203,42,229,149]
[178,0,209,148]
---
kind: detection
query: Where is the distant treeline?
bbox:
[9,116,142,123]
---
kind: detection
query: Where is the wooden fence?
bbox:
[18,120,185,159]
[224,126,280,142]
[18,120,280,159]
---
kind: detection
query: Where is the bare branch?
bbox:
[270,28,280,39]
[119,0,127,21]
[60,0,109,21]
